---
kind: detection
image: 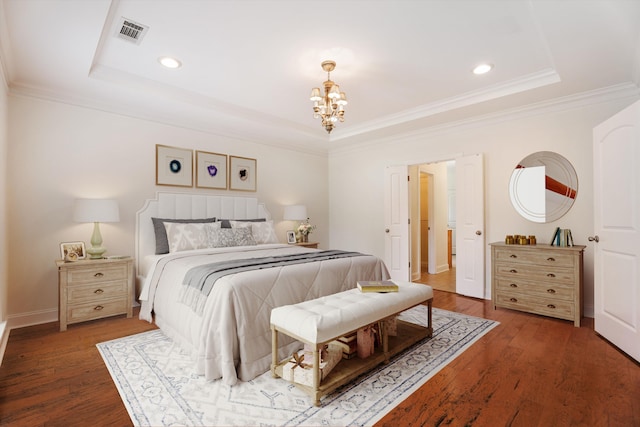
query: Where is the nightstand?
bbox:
[294,242,319,249]
[56,257,134,331]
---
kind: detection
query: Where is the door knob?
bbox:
[588,235,599,242]
[385,229,390,233]
[476,230,482,235]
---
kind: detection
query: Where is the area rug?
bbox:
[97,306,498,427]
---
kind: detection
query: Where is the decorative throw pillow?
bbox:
[164,222,219,253]
[219,218,266,228]
[206,226,257,248]
[152,217,217,254]
[250,220,279,244]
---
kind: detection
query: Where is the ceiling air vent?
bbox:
[116,17,148,45]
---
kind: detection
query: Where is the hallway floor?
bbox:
[415,266,456,293]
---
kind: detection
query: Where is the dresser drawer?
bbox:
[495,293,575,321]
[67,299,129,324]
[494,263,575,285]
[67,280,129,304]
[495,278,574,301]
[493,247,576,267]
[65,265,128,284]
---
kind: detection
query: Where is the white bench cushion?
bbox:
[270,281,433,344]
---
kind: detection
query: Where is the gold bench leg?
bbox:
[271,326,278,378]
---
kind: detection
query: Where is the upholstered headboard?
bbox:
[135,192,271,277]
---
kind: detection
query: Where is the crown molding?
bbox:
[9,83,329,157]
[329,82,640,157]
[332,68,561,141]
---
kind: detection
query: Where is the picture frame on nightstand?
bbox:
[286,230,296,244]
[60,241,86,261]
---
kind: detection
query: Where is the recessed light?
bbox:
[158,56,182,69]
[473,63,493,75]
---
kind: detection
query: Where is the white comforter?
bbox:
[139,244,390,385]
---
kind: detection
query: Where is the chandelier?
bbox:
[309,60,348,134]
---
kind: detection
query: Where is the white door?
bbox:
[455,153,485,298]
[593,101,640,362]
[384,165,410,281]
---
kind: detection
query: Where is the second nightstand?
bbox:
[293,242,319,249]
[57,257,134,331]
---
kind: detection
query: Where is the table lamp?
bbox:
[283,205,308,222]
[73,198,120,259]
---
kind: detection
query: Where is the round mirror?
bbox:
[509,151,578,223]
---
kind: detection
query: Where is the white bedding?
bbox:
[139,243,390,385]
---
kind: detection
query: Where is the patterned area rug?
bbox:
[97,306,498,426]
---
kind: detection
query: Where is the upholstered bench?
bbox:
[270,281,433,406]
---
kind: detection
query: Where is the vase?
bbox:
[302,234,308,243]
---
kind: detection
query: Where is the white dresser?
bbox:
[490,242,585,326]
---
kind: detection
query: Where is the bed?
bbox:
[136,192,390,385]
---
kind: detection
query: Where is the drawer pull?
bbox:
[547,304,556,309]
[509,254,517,258]
[547,289,556,294]
[510,269,518,273]
[547,273,556,278]
[94,272,104,278]
[94,289,104,294]
[94,305,104,311]
[509,283,518,288]
[547,257,556,262]
[510,297,518,302]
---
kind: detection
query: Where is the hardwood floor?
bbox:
[416,267,456,293]
[1,290,639,427]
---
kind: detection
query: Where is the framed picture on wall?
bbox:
[286,230,296,244]
[196,151,228,189]
[229,155,257,192]
[156,144,193,187]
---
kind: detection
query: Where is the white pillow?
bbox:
[250,220,279,244]
[228,220,253,229]
[207,226,257,248]
[164,221,220,253]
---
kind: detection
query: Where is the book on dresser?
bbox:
[357,280,399,293]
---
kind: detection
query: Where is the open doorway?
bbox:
[411,160,457,293]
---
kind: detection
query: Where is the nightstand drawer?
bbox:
[495,293,575,321]
[495,278,574,301]
[67,280,129,304]
[67,299,129,324]
[493,248,575,266]
[66,265,128,284]
[494,263,575,285]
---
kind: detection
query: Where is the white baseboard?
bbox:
[7,308,58,330]
[0,321,8,366]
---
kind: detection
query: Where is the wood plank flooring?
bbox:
[1,288,639,427]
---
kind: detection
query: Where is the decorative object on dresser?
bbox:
[490,242,585,326]
[57,257,134,331]
[156,144,193,187]
[73,198,120,259]
[229,155,257,191]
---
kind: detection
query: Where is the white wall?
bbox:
[329,96,639,317]
[6,95,328,327]
[0,52,8,357]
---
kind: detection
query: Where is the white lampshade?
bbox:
[73,199,120,223]
[283,205,308,221]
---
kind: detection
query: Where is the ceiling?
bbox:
[1,0,639,153]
